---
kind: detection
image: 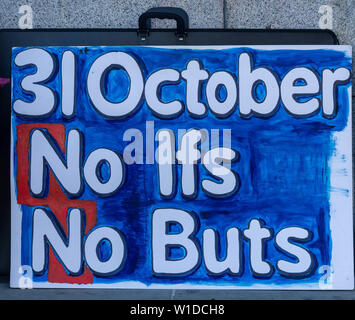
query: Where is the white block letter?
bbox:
[13,48,56,117]
[145,68,183,119]
[281,67,320,117]
[203,228,241,275]
[202,147,239,198]
[239,52,279,118]
[156,129,176,199]
[322,68,351,117]
[275,227,315,277]
[181,60,209,117]
[152,208,200,275]
[83,148,125,196]
[176,129,202,199]
[61,50,76,118]
[206,71,237,118]
[30,129,82,197]
[87,51,143,118]
[84,226,126,276]
[32,208,83,275]
[243,219,273,277]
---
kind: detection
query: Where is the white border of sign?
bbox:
[10,45,353,289]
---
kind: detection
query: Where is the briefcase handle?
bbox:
[138,7,189,39]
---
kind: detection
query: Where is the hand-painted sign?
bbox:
[11,45,353,289]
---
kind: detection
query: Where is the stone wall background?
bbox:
[0,0,353,77]
[0,0,353,45]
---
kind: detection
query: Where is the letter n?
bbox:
[32,207,84,275]
[29,128,82,197]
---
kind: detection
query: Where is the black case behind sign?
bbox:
[0,7,339,276]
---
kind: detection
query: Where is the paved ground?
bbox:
[0,0,354,300]
[1,276,355,300]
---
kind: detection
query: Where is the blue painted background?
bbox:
[12,46,352,287]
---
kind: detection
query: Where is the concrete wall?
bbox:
[0,0,353,71]
[0,1,353,44]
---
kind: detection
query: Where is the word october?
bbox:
[13,48,351,120]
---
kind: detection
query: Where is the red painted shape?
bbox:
[16,123,96,284]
